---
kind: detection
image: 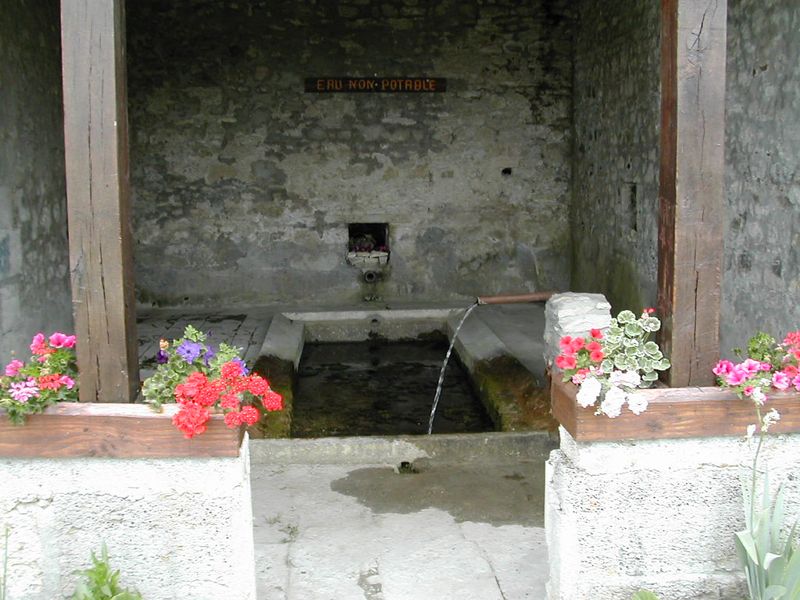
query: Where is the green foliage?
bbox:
[1,527,8,600]
[601,311,671,387]
[631,591,660,600]
[736,471,800,600]
[72,545,142,600]
[746,332,784,368]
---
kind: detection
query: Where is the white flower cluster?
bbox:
[576,375,649,418]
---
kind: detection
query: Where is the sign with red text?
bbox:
[305,77,446,93]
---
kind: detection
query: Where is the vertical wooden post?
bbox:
[657,0,727,387]
[61,0,139,402]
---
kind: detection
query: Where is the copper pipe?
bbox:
[476,291,556,305]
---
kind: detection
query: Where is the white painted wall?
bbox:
[546,426,800,599]
[0,440,256,599]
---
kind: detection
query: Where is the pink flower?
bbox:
[49,332,76,349]
[29,333,47,354]
[743,386,755,397]
[9,379,39,403]
[555,354,577,370]
[4,359,24,377]
[740,359,763,375]
[559,336,574,353]
[772,371,791,391]
[590,328,603,340]
[569,337,586,352]
[794,375,800,392]
[725,366,749,386]
[59,375,75,390]
[760,362,773,372]
[712,360,734,377]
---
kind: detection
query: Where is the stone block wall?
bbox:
[0,0,72,360]
[569,0,661,313]
[127,0,573,307]
[0,443,256,599]
[546,427,800,599]
[722,0,800,354]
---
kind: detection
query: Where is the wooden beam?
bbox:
[61,0,139,402]
[657,0,727,387]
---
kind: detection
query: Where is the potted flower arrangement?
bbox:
[553,309,671,418]
[142,325,283,439]
[0,332,78,424]
[712,330,800,599]
[551,307,800,443]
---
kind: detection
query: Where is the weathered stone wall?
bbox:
[127,0,573,307]
[722,0,800,353]
[0,0,72,360]
[569,1,661,313]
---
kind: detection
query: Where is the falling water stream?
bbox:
[427,302,479,434]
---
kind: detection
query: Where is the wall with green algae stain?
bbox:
[471,356,557,433]
[569,0,660,314]
[251,355,293,438]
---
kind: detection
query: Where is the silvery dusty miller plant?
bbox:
[555,309,671,418]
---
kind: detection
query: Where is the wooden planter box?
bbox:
[551,377,800,442]
[0,403,244,458]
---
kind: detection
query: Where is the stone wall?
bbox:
[0,442,256,599]
[546,427,800,599]
[569,0,661,313]
[127,0,573,307]
[722,0,800,354]
[0,0,72,360]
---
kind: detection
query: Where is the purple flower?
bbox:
[156,349,169,364]
[10,379,39,403]
[232,357,250,376]
[203,346,217,367]
[176,340,203,364]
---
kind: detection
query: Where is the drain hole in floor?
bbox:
[397,461,419,474]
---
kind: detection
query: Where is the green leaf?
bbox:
[644,341,660,356]
[624,322,643,337]
[625,345,641,357]
[642,317,662,332]
[631,591,660,600]
[763,584,787,600]
[617,310,636,324]
[736,530,761,566]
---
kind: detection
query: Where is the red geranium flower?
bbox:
[262,390,283,412]
[240,405,260,426]
[172,402,210,439]
[555,354,577,370]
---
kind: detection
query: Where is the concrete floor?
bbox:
[249,433,553,600]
